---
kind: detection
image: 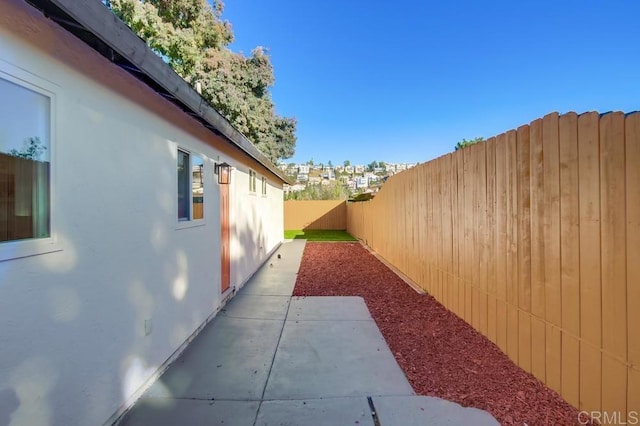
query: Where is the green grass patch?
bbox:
[284,229,357,241]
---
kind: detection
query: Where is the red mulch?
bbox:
[293,242,590,426]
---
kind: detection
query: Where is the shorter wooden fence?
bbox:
[284,200,347,230]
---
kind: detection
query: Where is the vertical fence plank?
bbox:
[478,143,488,336]
[471,144,480,330]
[630,368,640,418]
[439,160,444,302]
[456,151,466,319]
[418,164,427,292]
[436,163,442,300]
[627,112,640,415]
[543,113,562,393]
[464,147,473,322]
[529,117,547,381]
[447,155,457,315]
[495,133,508,353]
[449,156,459,315]
[600,112,627,418]
[506,130,519,363]
[559,112,581,407]
[445,155,455,313]
[517,124,532,373]
[578,111,602,412]
[486,137,498,344]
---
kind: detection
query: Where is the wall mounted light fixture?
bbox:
[215,162,231,185]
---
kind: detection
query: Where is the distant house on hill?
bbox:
[298,164,310,174]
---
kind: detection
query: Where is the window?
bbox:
[249,170,257,193]
[261,176,267,196]
[177,149,204,221]
[0,76,50,243]
[192,155,204,219]
[177,150,190,220]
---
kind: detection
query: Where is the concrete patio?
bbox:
[118,240,498,425]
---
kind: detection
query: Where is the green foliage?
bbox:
[108,0,296,162]
[285,182,350,201]
[343,160,350,167]
[9,137,46,160]
[284,229,357,242]
[349,192,374,202]
[455,137,485,151]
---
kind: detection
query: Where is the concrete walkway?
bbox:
[119,240,498,426]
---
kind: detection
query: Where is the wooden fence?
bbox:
[284,200,347,230]
[347,111,639,417]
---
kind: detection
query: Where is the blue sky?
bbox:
[222,1,640,166]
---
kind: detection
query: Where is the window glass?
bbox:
[252,170,257,192]
[192,155,203,219]
[261,177,267,195]
[177,149,190,220]
[0,77,50,243]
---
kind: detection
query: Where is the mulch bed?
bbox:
[293,242,589,426]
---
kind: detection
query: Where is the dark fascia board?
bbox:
[29,0,291,185]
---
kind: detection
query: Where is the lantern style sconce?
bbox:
[215,162,231,185]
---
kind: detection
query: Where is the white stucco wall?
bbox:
[230,168,285,289]
[0,1,284,425]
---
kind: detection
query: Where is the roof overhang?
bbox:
[24,0,292,185]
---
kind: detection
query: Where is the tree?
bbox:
[285,181,349,201]
[327,160,333,168]
[367,161,378,172]
[343,160,351,167]
[455,137,484,151]
[9,137,46,160]
[108,0,296,162]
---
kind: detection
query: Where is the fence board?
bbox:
[562,333,580,407]
[602,355,628,421]
[478,144,488,336]
[577,111,602,412]
[627,113,640,372]
[600,112,627,416]
[629,367,640,417]
[516,125,532,372]
[559,112,580,404]
[486,137,497,343]
[464,148,473,322]
[506,130,519,362]
[542,113,562,392]
[495,133,508,353]
[531,317,546,380]
[457,152,466,316]
[529,118,546,379]
[518,311,532,372]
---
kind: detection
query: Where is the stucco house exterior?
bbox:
[0,0,289,424]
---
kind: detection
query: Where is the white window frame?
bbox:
[249,169,257,194]
[0,62,61,262]
[176,147,206,230]
[261,176,267,197]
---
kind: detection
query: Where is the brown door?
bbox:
[220,183,230,293]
